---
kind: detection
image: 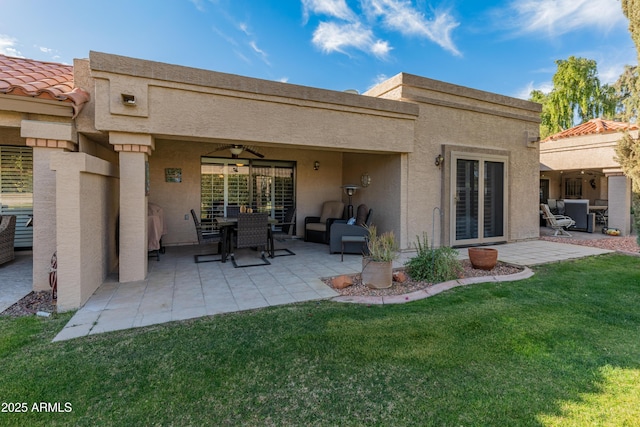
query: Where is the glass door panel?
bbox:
[484,161,504,238]
[201,158,295,224]
[455,159,479,241]
[451,153,507,246]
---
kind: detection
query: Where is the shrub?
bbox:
[405,233,463,283]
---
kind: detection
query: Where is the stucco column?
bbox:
[21,121,76,292]
[607,173,632,236]
[111,132,154,283]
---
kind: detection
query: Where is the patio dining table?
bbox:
[589,205,608,226]
[213,216,279,262]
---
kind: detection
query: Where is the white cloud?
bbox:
[239,22,251,36]
[0,34,23,57]
[279,76,290,83]
[302,0,356,22]
[249,40,271,65]
[190,0,206,12]
[502,0,627,37]
[361,0,461,56]
[312,21,391,58]
[371,73,389,87]
[514,80,554,99]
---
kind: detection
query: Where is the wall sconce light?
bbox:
[314,161,320,170]
[435,154,444,167]
[525,130,540,148]
[121,94,136,106]
[360,173,371,187]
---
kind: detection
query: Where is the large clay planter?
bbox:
[362,258,393,289]
[468,247,498,270]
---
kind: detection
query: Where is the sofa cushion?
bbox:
[355,204,369,226]
[319,201,344,224]
[306,222,327,232]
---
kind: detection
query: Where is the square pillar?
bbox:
[607,174,632,236]
[22,120,77,292]
[111,133,154,282]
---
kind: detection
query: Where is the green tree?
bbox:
[615,0,640,244]
[530,56,617,139]
[613,65,639,122]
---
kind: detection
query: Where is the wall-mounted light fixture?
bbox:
[313,161,320,170]
[121,94,136,106]
[525,130,540,148]
[435,154,444,168]
[360,173,371,187]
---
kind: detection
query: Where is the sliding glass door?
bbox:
[451,153,507,246]
[201,157,295,224]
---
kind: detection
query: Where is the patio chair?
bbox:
[540,203,575,237]
[269,207,296,257]
[329,204,373,255]
[304,201,344,244]
[231,212,271,268]
[226,205,241,218]
[190,209,225,263]
[0,215,16,266]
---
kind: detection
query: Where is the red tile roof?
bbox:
[0,54,89,117]
[543,118,638,142]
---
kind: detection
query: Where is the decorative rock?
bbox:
[393,271,408,283]
[332,275,354,289]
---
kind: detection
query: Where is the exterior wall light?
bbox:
[435,154,444,167]
[121,94,136,105]
[360,173,371,187]
[314,161,320,170]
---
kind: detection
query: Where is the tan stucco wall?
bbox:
[149,139,345,245]
[342,152,403,243]
[86,51,418,155]
[51,152,118,311]
[540,131,639,171]
[366,73,541,246]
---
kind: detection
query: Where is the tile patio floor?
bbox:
[0,236,616,341]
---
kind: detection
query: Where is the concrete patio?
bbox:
[0,236,617,342]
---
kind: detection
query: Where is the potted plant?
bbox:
[467,247,498,270]
[362,225,398,289]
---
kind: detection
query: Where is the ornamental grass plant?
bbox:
[404,232,463,283]
[365,224,398,262]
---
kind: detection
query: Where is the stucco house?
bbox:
[0,52,541,311]
[540,118,639,235]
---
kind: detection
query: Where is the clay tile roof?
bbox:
[0,54,89,117]
[543,118,639,142]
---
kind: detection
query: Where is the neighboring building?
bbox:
[540,118,639,235]
[0,52,541,311]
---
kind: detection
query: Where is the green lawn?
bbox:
[1,253,639,426]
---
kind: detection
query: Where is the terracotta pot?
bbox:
[362,258,393,289]
[468,247,498,270]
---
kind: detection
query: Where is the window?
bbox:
[0,146,33,247]
[564,178,582,199]
[201,157,295,224]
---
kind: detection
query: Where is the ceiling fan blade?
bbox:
[204,144,234,156]
[244,146,265,158]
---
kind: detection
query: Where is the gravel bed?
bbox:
[1,291,56,318]
[327,260,524,297]
[540,234,640,254]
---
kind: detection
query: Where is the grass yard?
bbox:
[1,253,640,426]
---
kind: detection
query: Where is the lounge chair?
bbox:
[540,203,575,237]
[0,215,16,265]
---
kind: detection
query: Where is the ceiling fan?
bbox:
[206,144,264,159]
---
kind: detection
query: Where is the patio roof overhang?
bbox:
[85,52,419,155]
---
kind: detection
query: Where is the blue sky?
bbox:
[1,0,635,99]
